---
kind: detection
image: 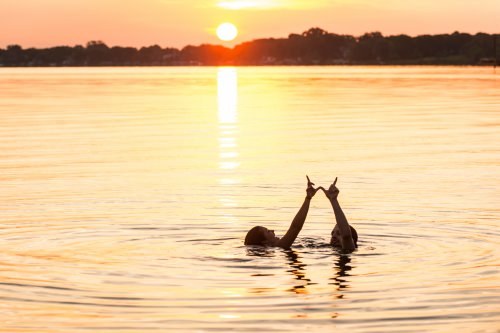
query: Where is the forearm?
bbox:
[330,198,351,235]
[290,197,311,230]
[330,198,355,252]
[277,197,311,248]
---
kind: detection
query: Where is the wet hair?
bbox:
[244,226,266,245]
[331,225,359,248]
[350,226,358,248]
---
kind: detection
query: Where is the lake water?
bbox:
[0,66,499,332]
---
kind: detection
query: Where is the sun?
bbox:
[216,22,238,42]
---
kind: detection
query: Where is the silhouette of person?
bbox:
[244,176,358,253]
[320,178,358,253]
[244,176,320,249]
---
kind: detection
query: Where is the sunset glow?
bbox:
[217,0,279,10]
[217,0,331,10]
[0,0,498,48]
[217,23,239,41]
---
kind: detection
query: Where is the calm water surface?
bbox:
[0,66,499,332]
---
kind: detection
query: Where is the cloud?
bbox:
[216,0,334,10]
[217,0,277,10]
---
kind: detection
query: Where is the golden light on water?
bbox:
[217,67,240,175]
[217,67,239,171]
[1,67,499,332]
[217,67,240,215]
[217,67,238,125]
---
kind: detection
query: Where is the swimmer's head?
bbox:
[350,226,358,247]
[245,226,279,246]
[331,225,358,248]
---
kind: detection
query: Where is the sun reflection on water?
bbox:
[217,67,240,223]
[217,67,240,173]
[217,67,238,125]
[0,67,499,332]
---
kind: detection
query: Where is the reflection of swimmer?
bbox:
[244,176,358,253]
[330,255,352,293]
[244,176,320,249]
[284,250,311,294]
[244,248,312,295]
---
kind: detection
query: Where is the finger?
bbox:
[306,175,314,187]
[333,177,338,187]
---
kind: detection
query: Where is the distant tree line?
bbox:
[1,28,498,66]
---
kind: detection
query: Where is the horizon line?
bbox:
[2,28,499,50]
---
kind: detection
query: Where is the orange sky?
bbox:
[1,0,499,48]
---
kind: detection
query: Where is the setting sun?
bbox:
[216,22,238,41]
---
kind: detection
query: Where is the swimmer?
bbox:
[244,176,320,249]
[244,176,358,253]
[320,177,358,253]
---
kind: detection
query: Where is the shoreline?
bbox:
[2,29,497,68]
[0,63,497,68]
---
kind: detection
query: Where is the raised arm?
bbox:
[277,176,319,249]
[322,178,356,253]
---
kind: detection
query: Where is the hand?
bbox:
[321,177,339,200]
[306,175,319,199]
